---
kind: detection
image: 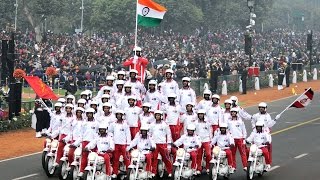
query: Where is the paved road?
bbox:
[1,92,320,180]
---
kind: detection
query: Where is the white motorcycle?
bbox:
[172,148,196,180]
[44,139,59,177]
[209,146,232,180]
[83,151,112,180]
[127,149,152,180]
[247,144,267,180]
[68,145,83,180]
[42,138,52,170]
[58,143,71,180]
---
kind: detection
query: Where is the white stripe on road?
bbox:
[11,173,39,180]
[294,153,308,159]
[0,151,42,163]
[268,165,280,172]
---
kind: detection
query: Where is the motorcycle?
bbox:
[44,139,59,177]
[83,151,112,180]
[247,144,267,180]
[42,138,52,170]
[209,146,232,180]
[172,148,196,180]
[58,143,71,180]
[68,145,83,180]
[127,149,152,180]
[157,154,165,178]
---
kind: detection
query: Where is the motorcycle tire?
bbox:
[126,168,135,180]
[246,161,254,180]
[69,165,79,180]
[209,163,219,180]
[172,166,181,180]
[44,156,56,177]
[83,170,93,180]
[58,161,69,180]
[42,151,48,170]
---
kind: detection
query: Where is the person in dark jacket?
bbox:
[285,63,290,87]
[63,75,77,95]
[210,62,222,93]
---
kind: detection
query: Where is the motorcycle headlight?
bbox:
[88,152,98,161]
[51,140,59,148]
[212,146,221,156]
[131,149,139,158]
[74,147,82,156]
[176,148,185,158]
[250,144,258,154]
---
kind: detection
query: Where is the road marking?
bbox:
[271,117,320,135]
[0,151,42,163]
[285,122,300,124]
[294,153,308,159]
[268,165,280,172]
[11,173,38,180]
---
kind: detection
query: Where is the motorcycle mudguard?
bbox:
[47,152,55,157]
[84,166,93,171]
[128,165,136,169]
[60,157,68,161]
[71,161,79,166]
[248,157,254,162]
[43,148,50,152]
[210,159,217,164]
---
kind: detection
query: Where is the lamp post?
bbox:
[80,0,84,33]
[14,0,18,31]
[247,0,255,67]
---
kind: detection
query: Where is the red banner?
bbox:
[24,76,59,100]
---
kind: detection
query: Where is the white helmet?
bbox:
[148,80,157,85]
[66,94,75,100]
[117,71,126,76]
[58,98,66,103]
[116,80,125,85]
[258,102,267,108]
[115,109,125,114]
[219,123,228,128]
[230,96,238,104]
[224,99,233,104]
[203,89,212,96]
[75,107,85,112]
[101,94,110,99]
[256,121,264,127]
[129,69,138,74]
[186,124,196,131]
[124,83,132,88]
[127,96,136,101]
[154,110,163,115]
[133,46,142,52]
[86,108,95,113]
[106,75,115,81]
[80,91,88,96]
[90,101,98,106]
[167,93,177,99]
[99,123,108,129]
[140,125,149,131]
[186,102,195,107]
[182,77,191,82]
[230,107,239,113]
[102,102,112,108]
[65,104,74,109]
[77,99,86,104]
[142,103,152,108]
[197,109,206,114]
[212,94,220,100]
[103,86,113,92]
[165,69,174,74]
[54,102,63,107]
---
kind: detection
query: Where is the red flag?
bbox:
[24,76,59,100]
[290,88,314,108]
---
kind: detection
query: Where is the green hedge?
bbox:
[0,113,32,132]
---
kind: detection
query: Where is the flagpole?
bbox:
[278,87,311,116]
[134,0,139,49]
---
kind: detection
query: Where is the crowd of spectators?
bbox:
[0,28,319,90]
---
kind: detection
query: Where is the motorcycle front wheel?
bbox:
[41,151,48,170]
[58,161,69,180]
[127,168,136,180]
[172,166,181,180]
[69,165,79,180]
[246,161,254,180]
[157,161,165,178]
[44,156,56,177]
[208,164,218,180]
[83,170,94,180]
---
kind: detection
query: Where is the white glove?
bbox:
[275,114,281,120]
[243,140,246,144]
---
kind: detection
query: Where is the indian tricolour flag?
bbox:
[137,0,167,27]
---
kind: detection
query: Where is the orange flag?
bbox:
[24,76,59,100]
